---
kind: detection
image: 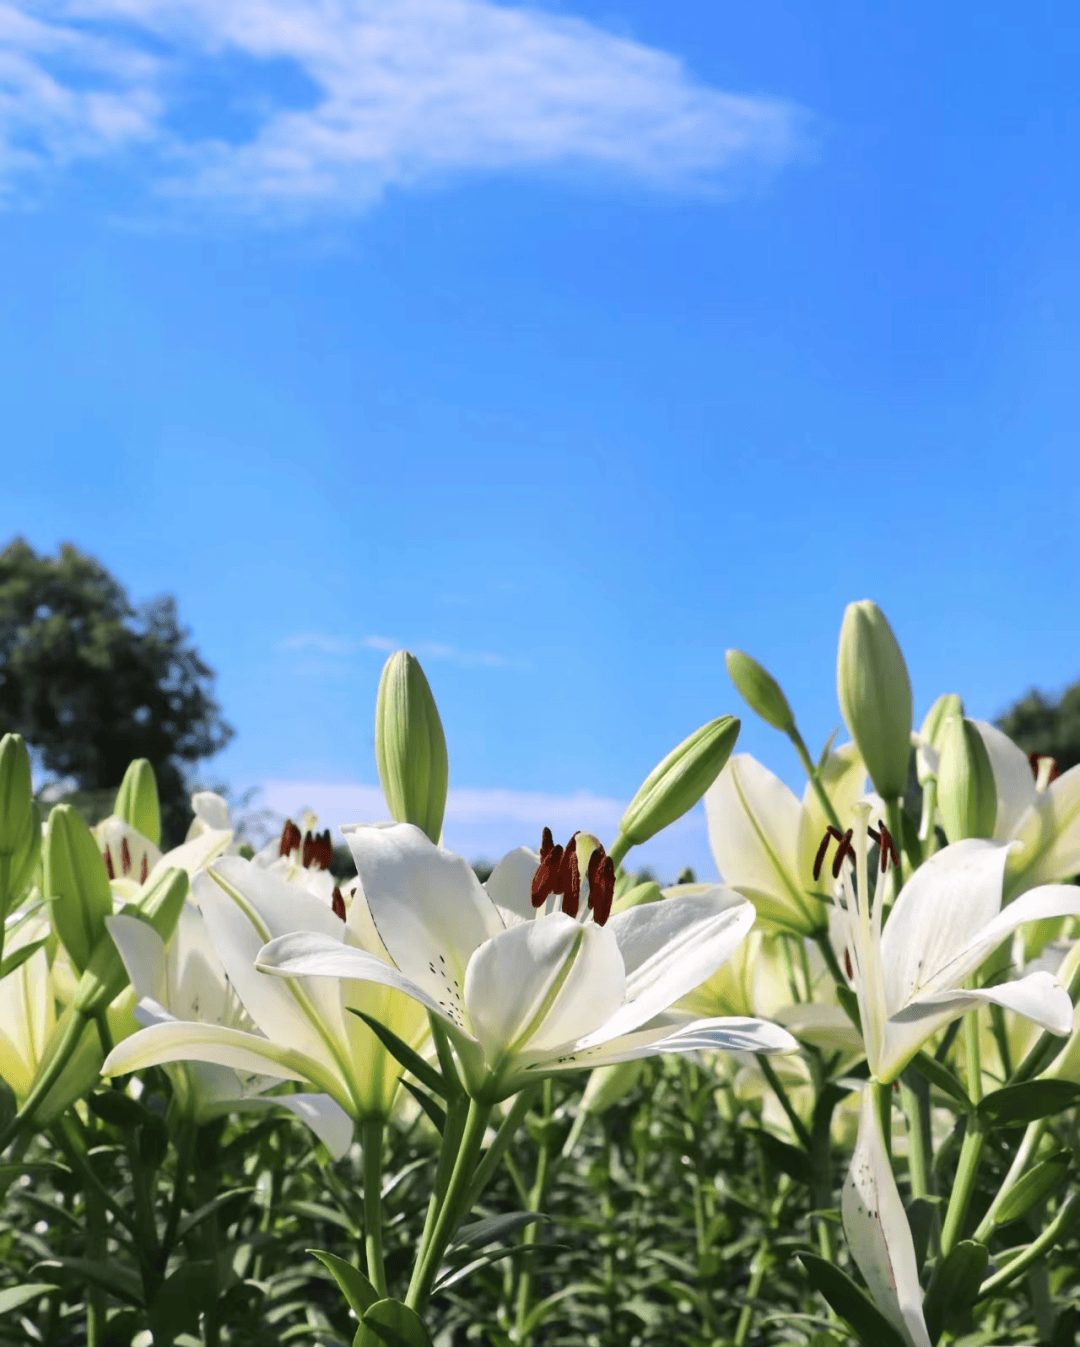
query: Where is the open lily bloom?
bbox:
[972,721,1080,895]
[102,857,426,1125]
[843,1088,931,1347]
[828,805,1080,1083]
[105,903,352,1158]
[705,746,866,936]
[93,808,234,900]
[255,822,797,1102]
[251,813,342,913]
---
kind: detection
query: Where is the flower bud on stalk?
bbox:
[375,652,449,845]
[0,734,40,928]
[725,650,795,733]
[836,600,913,801]
[916,693,964,786]
[937,715,997,843]
[43,804,113,975]
[114,758,161,847]
[613,716,740,863]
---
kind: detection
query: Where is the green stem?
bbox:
[884,797,906,897]
[733,1238,769,1347]
[940,1118,986,1257]
[85,1170,107,1347]
[362,1118,388,1299]
[756,1054,812,1151]
[789,727,842,831]
[513,1079,554,1344]
[977,1193,1080,1298]
[464,1086,538,1212]
[899,1077,931,1201]
[0,1010,88,1153]
[55,1117,136,1236]
[160,1119,194,1266]
[871,1079,892,1157]
[919,780,940,857]
[406,1097,493,1313]
[972,1120,1046,1243]
[607,833,631,870]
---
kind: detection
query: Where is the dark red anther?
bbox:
[878,824,900,873]
[831,828,855,879]
[308,829,334,870]
[140,853,148,883]
[587,850,615,927]
[332,887,346,921]
[103,846,115,879]
[1028,751,1060,785]
[279,819,302,858]
[813,826,845,882]
[559,845,581,918]
[531,833,564,906]
[844,948,854,981]
[121,837,132,876]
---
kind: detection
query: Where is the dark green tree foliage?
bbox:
[0,539,233,845]
[997,679,1080,774]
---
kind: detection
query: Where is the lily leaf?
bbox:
[909,1053,971,1111]
[400,1079,447,1135]
[451,1212,546,1251]
[978,1080,1080,1128]
[995,1153,1071,1226]
[0,937,47,979]
[799,1254,908,1347]
[754,1130,814,1185]
[309,1249,379,1320]
[353,1297,434,1347]
[0,1284,60,1315]
[924,1240,988,1343]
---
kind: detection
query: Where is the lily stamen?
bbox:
[530,827,615,927]
[279,819,302,858]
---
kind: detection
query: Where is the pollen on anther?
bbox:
[279,819,302,858]
[103,846,115,879]
[140,854,148,883]
[831,829,855,879]
[332,887,346,921]
[120,837,132,876]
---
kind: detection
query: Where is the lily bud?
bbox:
[73,867,188,1015]
[0,733,34,856]
[375,652,449,845]
[43,805,114,975]
[725,650,795,733]
[114,758,161,847]
[836,600,913,800]
[617,716,740,850]
[937,715,997,843]
[610,879,662,914]
[916,693,963,785]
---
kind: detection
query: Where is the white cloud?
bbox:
[277,631,509,667]
[4,0,806,217]
[255,777,715,882]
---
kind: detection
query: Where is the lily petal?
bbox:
[256,931,452,1025]
[894,970,1074,1037]
[842,1089,931,1347]
[880,840,1011,1011]
[343,823,504,1009]
[929,882,1080,989]
[483,846,541,926]
[583,888,755,1047]
[245,1093,354,1160]
[1011,764,1080,889]
[464,915,624,1061]
[102,1021,321,1087]
[537,1014,796,1071]
[151,828,233,881]
[106,914,168,1005]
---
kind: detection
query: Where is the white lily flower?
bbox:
[972,721,1080,894]
[252,814,342,914]
[843,1088,931,1347]
[105,903,352,1158]
[255,822,797,1102]
[704,746,866,936]
[102,856,424,1125]
[828,806,1080,1083]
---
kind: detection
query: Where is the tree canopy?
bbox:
[996,679,1080,775]
[0,538,233,844]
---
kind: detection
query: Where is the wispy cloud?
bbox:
[277,631,510,668]
[4,1,807,218]
[256,777,713,882]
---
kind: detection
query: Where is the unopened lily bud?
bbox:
[0,733,34,857]
[375,652,449,845]
[916,693,963,785]
[73,867,188,1015]
[836,600,913,800]
[617,716,740,852]
[725,650,794,733]
[44,804,114,975]
[114,758,161,847]
[937,716,997,842]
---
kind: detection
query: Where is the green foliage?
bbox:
[997,679,1080,774]
[0,539,233,845]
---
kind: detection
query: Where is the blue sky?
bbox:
[3,0,1079,878]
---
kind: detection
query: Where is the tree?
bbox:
[0,538,234,845]
[996,679,1080,775]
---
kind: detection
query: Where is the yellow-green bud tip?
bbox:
[375,651,449,845]
[114,758,161,848]
[618,715,740,850]
[836,600,913,800]
[725,650,795,733]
